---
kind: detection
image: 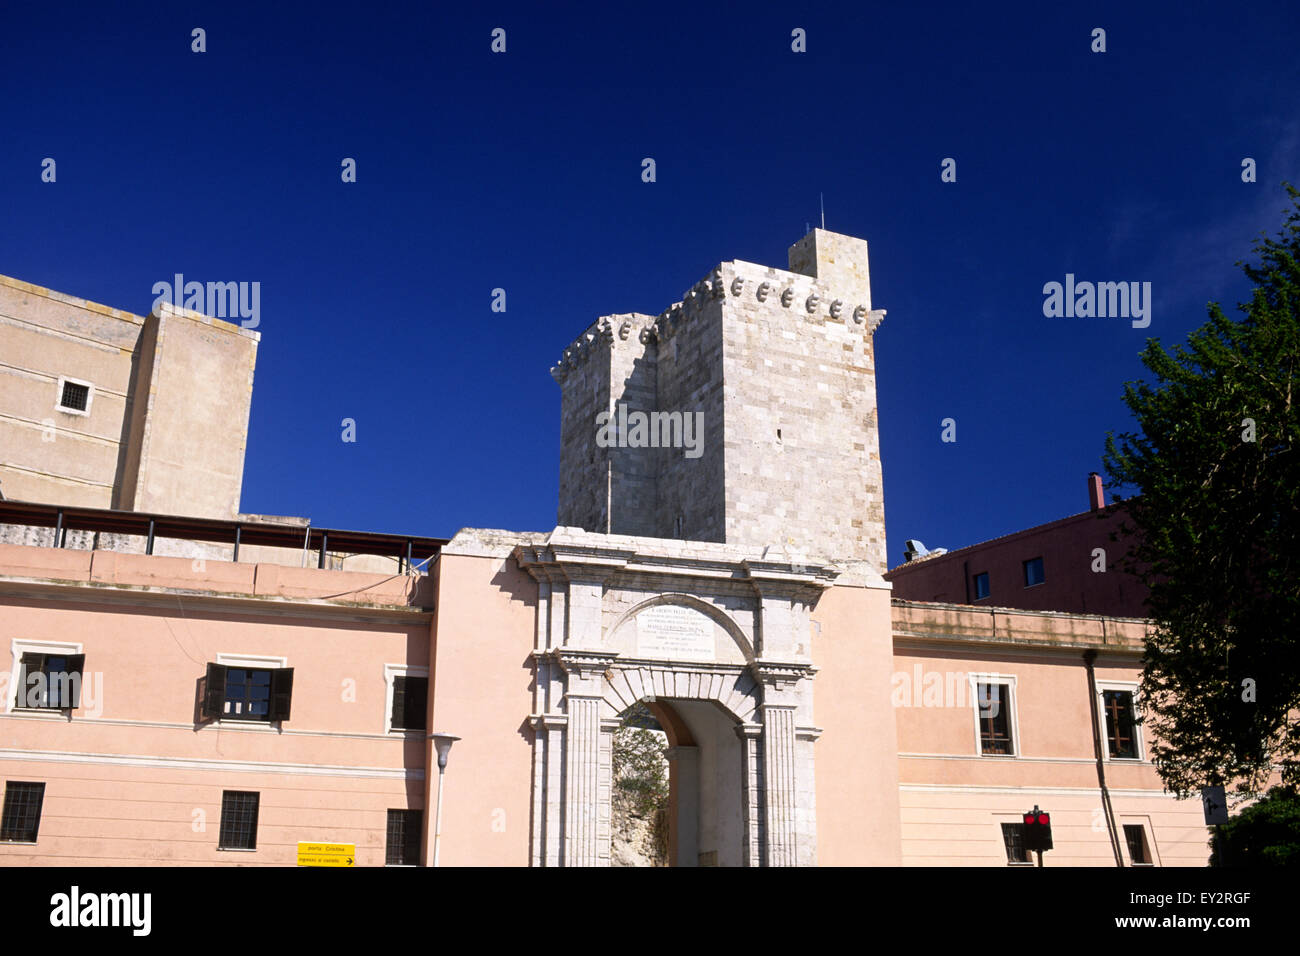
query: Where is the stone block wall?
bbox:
[552,229,887,571]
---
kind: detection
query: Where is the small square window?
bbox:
[55,378,93,415]
[973,572,990,600]
[1001,822,1032,863]
[0,781,46,842]
[386,809,423,865]
[218,791,259,850]
[390,675,427,731]
[1124,824,1151,865]
[1023,557,1045,587]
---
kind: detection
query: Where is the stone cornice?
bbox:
[512,528,841,595]
[553,647,620,680]
[749,658,818,690]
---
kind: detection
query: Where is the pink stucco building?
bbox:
[0,237,1212,866]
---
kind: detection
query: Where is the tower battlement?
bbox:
[554,229,889,573]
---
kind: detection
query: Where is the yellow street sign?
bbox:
[297,842,356,867]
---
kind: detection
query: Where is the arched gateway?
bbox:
[516,529,836,867]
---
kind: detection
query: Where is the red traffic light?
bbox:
[1037,814,1050,825]
[1023,814,1034,825]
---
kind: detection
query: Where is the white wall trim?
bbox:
[899,783,1193,799]
[0,746,424,780]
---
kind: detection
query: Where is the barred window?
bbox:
[1001,822,1032,863]
[386,809,423,866]
[1,781,46,842]
[59,380,90,412]
[218,791,260,850]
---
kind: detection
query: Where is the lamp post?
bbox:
[430,732,460,867]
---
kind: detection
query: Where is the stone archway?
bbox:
[516,529,834,867]
[604,664,761,867]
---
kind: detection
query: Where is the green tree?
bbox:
[1104,184,1300,798]
[1210,787,1300,866]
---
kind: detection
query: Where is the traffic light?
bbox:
[1022,806,1053,853]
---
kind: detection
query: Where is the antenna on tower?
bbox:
[820,192,825,230]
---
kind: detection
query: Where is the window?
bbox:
[1001,822,1032,864]
[55,376,94,416]
[0,782,46,842]
[1023,557,1045,587]
[390,675,427,732]
[384,664,428,733]
[1103,690,1139,759]
[973,572,990,600]
[201,663,293,722]
[218,791,260,850]
[975,681,1015,755]
[386,809,423,866]
[15,652,85,710]
[1124,824,1151,865]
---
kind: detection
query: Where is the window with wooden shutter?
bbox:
[269,668,294,722]
[16,653,86,710]
[391,675,427,731]
[201,663,227,720]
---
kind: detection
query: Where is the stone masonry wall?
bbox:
[552,229,886,571]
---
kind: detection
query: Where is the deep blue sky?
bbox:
[4,2,1298,565]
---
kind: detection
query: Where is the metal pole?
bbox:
[433,766,446,867]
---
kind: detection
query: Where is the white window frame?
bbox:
[1095,679,1143,761]
[995,814,1036,866]
[6,639,83,714]
[1119,815,1160,866]
[54,376,95,417]
[213,653,288,728]
[384,663,428,735]
[968,672,1021,757]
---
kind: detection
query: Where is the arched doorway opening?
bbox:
[612,696,745,867]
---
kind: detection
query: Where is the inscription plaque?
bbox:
[635,604,715,661]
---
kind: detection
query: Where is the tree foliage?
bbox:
[1210,787,1300,866]
[1104,184,1300,797]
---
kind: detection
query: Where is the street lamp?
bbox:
[430,732,460,867]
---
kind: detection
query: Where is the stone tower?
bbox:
[551,228,887,571]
